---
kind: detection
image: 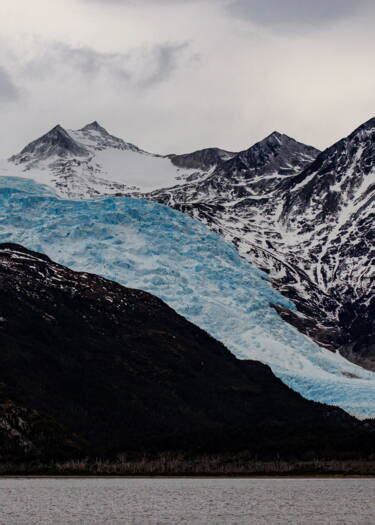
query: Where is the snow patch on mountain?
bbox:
[6,122,211,197]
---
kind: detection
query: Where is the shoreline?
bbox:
[2,455,375,477]
[1,474,375,479]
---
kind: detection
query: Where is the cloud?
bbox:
[0,67,18,101]
[227,0,370,32]
[24,41,190,89]
[140,43,189,87]
[0,0,374,159]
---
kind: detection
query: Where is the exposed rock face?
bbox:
[168,147,236,170]
[151,121,374,368]
[10,125,89,163]
[0,243,373,462]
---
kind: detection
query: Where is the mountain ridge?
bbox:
[1,118,373,370]
[150,119,374,367]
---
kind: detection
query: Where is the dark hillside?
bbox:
[0,243,373,464]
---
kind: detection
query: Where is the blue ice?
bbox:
[0,176,374,418]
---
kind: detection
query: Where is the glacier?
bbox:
[0,176,374,418]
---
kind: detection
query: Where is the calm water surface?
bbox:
[0,477,374,524]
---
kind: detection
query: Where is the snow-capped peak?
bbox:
[4,122,218,197]
[10,124,89,165]
[79,120,107,132]
[263,130,285,144]
[218,130,319,176]
[248,130,318,155]
[69,121,142,154]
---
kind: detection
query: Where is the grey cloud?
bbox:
[24,41,189,89]
[139,43,189,88]
[25,43,130,79]
[227,0,371,32]
[0,67,18,100]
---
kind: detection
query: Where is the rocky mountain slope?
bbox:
[1,176,374,419]
[151,120,375,369]
[0,243,374,463]
[1,119,373,370]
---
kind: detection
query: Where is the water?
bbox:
[0,478,373,524]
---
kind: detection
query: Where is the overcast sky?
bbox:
[0,0,374,157]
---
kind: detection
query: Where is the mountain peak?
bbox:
[41,124,72,140]
[80,121,108,134]
[250,131,320,159]
[73,122,142,155]
[87,120,101,128]
[268,130,284,139]
[248,131,303,153]
[10,124,88,163]
[260,131,288,148]
[212,130,320,177]
[263,131,300,146]
[50,124,66,133]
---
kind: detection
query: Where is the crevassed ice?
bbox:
[0,176,374,418]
